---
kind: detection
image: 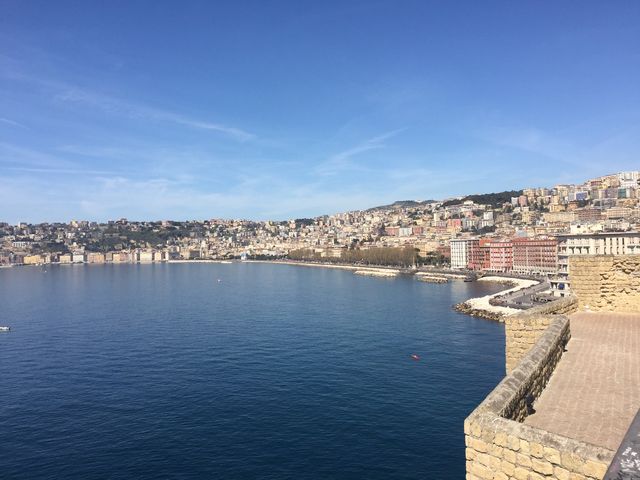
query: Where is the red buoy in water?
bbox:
[411,354,420,361]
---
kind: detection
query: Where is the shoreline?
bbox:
[176,260,541,320]
[2,259,541,321]
[244,259,359,270]
[453,276,540,322]
[247,260,404,277]
[168,259,233,264]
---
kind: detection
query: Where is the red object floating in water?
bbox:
[411,354,420,361]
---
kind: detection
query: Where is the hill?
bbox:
[441,190,523,208]
[366,200,435,212]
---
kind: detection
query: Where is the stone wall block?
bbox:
[513,466,529,480]
[554,465,571,480]
[561,452,584,472]
[531,458,554,475]
[543,446,561,465]
[516,453,532,468]
[581,460,607,479]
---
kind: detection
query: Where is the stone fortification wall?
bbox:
[569,256,640,313]
[465,314,614,480]
[505,297,578,373]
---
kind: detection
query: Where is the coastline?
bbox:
[248,261,541,320]
[168,259,233,264]
[453,276,540,322]
[247,260,404,277]
[2,258,540,321]
[244,259,359,270]
[353,268,399,277]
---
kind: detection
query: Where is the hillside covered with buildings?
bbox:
[2,171,640,294]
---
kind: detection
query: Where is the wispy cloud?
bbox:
[2,166,113,176]
[0,143,115,176]
[315,128,406,176]
[0,142,76,169]
[0,58,255,142]
[474,123,639,180]
[0,118,28,129]
[476,126,573,160]
[54,87,255,141]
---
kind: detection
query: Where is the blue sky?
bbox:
[1,1,639,223]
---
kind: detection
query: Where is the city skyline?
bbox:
[2,1,640,223]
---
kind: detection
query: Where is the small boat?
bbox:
[0,326,10,332]
[410,353,420,361]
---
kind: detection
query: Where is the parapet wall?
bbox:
[465,313,614,480]
[505,297,578,373]
[570,255,640,313]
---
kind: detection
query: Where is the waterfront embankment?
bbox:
[454,276,540,321]
[353,268,399,277]
[415,272,449,283]
[247,260,540,319]
[168,259,234,264]
[244,259,358,270]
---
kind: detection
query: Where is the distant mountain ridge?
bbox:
[365,190,522,212]
[366,200,435,211]
[441,190,523,208]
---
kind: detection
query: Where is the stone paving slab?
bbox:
[524,312,640,451]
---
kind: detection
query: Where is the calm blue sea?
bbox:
[0,263,505,479]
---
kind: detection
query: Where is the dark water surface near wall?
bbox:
[0,263,506,479]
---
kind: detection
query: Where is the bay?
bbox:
[0,263,506,479]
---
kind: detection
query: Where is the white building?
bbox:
[618,171,640,189]
[450,238,474,269]
[551,232,640,296]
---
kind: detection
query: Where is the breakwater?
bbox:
[353,268,399,277]
[453,277,539,322]
[417,275,448,284]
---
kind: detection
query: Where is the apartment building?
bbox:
[511,238,557,276]
[450,238,474,269]
[86,252,106,264]
[487,241,513,273]
[468,238,490,271]
[551,232,640,296]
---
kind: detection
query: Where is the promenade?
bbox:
[524,312,640,451]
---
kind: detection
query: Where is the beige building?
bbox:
[111,252,131,263]
[23,254,44,265]
[86,252,105,264]
[543,211,575,223]
[138,250,154,262]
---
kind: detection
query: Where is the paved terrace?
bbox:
[525,312,640,451]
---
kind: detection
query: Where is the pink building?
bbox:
[488,240,513,272]
[512,238,557,275]
[468,238,491,271]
